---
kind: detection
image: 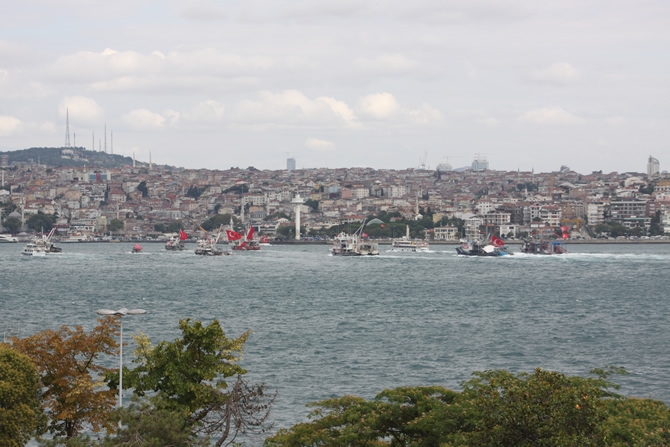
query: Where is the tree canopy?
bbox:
[0,343,45,446]
[11,317,120,439]
[125,319,275,446]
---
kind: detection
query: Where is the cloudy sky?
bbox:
[1,0,668,173]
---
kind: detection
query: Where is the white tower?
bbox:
[291,194,305,240]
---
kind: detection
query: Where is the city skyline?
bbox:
[1,1,668,174]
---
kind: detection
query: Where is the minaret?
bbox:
[111,130,114,154]
[104,124,107,153]
[133,150,136,168]
[291,194,305,240]
[149,151,152,170]
[92,130,95,151]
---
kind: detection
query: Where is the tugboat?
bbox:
[456,234,511,257]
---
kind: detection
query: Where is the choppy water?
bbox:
[2,242,670,432]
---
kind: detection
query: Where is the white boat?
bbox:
[165,230,188,251]
[330,221,379,256]
[0,234,18,243]
[389,226,429,252]
[21,242,47,257]
[195,225,226,256]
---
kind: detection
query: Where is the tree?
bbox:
[2,216,21,234]
[11,317,120,439]
[201,214,234,231]
[186,185,206,199]
[603,398,670,446]
[107,219,124,232]
[167,221,184,233]
[154,223,167,233]
[0,343,45,446]
[126,319,275,446]
[26,212,56,233]
[460,367,623,447]
[265,386,465,447]
[137,181,149,198]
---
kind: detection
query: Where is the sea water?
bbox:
[2,242,670,432]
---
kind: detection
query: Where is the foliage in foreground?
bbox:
[11,317,120,439]
[123,319,276,447]
[0,343,45,446]
[265,367,670,447]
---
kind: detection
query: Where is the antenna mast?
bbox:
[64,108,71,148]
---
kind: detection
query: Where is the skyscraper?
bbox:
[648,155,660,178]
[287,157,296,171]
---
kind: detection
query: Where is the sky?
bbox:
[0,0,668,174]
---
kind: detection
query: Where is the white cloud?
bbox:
[519,107,583,125]
[122,109,166,130]
[0,116,22,136]
[406,103,443,125]
[59,96,104,125]
[357,92,400,119]
[529,63,580,84]
[233,90,359,128]
[181,100,225,123]
[305,138,336,151]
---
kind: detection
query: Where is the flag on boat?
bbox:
[562,232,569,240]
[260,235,269,243]
[362,232,368,238]
[491,235,505,247]
[246,226,255,240]
[226,230,243,241]
[179,229,188,240]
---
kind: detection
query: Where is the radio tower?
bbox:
[64,108,71,148]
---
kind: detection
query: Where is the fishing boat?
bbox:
[38,228,62,253]
[21,241,47,257]
[330,221,379,256]
[519,239,567,255]
[195,226,224,256]
[456,234,511,257]
[165,229,189,251]
[389,225,429,252]
[227,225,261,251]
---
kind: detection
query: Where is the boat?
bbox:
[165,229,189,251]
[227,224,261,251]
[330,221,379,256]
[21,241,47,257]
[0,234,18,243]
[519,239,567,255]
[38,228,62,253]
[132,244,143,253]
[195,226,224,256]
[389,225,429,252]
[456,235,511,257]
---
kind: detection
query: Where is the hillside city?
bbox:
[0,149,668,242]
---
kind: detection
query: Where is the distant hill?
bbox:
[0,147,140,168]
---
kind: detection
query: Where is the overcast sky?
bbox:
[1,0,668,174]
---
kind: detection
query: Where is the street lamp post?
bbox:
[96,308,147,411]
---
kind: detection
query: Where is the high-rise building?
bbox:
[287,157,296,171]
[471,154,489,172]
[648,155,660,178]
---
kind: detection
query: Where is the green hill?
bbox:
[0,147,139,168]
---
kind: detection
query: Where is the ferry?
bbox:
[389,226,429,252]
[330,221,379,256]
[21,242,47,257]
[0,234,18,243]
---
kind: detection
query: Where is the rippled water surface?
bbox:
[2,242,670,430]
